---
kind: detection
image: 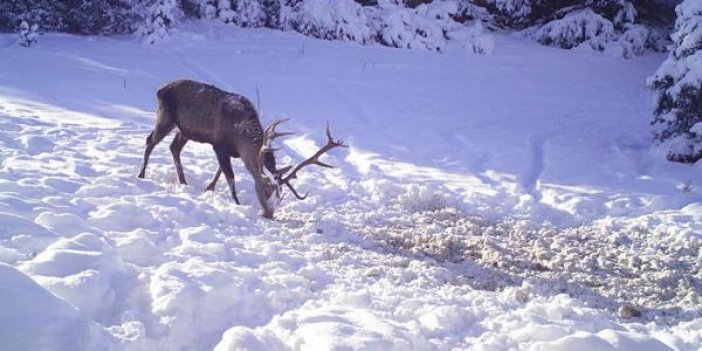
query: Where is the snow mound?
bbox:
[528,329,674,351]
[0,263,117,350]
[216,304,435,350]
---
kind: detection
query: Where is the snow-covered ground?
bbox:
[0,22,701,351]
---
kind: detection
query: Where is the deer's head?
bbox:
[256,119,346,219]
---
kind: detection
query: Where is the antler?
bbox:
[280,122,347,199]
[258,118,294,175]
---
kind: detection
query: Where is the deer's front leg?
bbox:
[206,169,222,192]
[213,146,240,205]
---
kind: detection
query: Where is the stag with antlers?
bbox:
[137,79,346,219]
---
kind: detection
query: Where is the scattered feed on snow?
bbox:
[355,205,702,322]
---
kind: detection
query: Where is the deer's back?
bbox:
[157,79,263,148]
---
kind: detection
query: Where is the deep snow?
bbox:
[0,21,701,351]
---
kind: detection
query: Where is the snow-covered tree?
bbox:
[282,0,374,43]
[0,0,678,57]
[216,0,238,23]
[482,0,532,27]
[137,0,184,44]
[533,8,615,51]
[181,0,268,27]
[477,0,669,57]
[480,0,638,28]
[614,23,649,58]
[259,0,285,28]
[369,1,463,52]
[529,1,631,51]
[0,1,60,33]
[231,0,267,27]
[453,0,492,24]
[182,0,218,19]
[649,0,702,163]
[60,0,137,34]
[0,0,136,35]
[18,20,38,47]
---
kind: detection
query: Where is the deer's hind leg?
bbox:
[170,131,189,184]
[137,119,175,179]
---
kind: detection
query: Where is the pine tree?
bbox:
[0,1,60,33]
[371,1,462,52]
[137,0,184,44]
[217,0,237,23]
[234,0,268,27]
[0,0,136,35]
[261,0,284,28]
[475,0,671,57]
[59,0,137,34]
[649,0,702,163]
[283,0,373,43]
[533,8,614,50]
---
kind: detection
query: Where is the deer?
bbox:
[137,79,346,219]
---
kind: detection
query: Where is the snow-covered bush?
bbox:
[282,0,373,43]
[371,1,461,52]
[486,0,671,57]
[613,23,648,58]
[18,20,39,47]
[649,0,702,163]
[483,0,532,27]
[533,9,614,51]
[534,2,669,57]
[137,0,184,44]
